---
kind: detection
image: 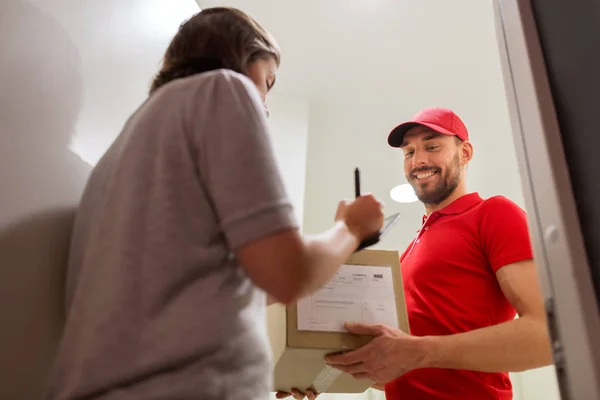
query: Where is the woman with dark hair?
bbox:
[48,7,384,400]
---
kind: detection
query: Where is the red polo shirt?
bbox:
[385,193,533,400]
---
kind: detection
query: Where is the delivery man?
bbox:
[278,107,554,400]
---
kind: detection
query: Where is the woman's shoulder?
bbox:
[201,68,253,86]
[157,69,257,101]
[143,69,263,129]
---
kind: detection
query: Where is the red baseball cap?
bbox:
[387,107,469,147]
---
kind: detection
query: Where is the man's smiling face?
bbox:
[401,126,465,206]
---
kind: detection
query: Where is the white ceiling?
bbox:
[197,0,500,104]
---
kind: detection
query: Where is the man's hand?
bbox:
[275,388,318,400]
[324,322,430,384]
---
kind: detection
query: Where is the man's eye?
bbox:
[427,146,440,151]
[404,151,414,158]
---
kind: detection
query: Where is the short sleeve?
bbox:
[192,71,298,250]
[478,196,534,272]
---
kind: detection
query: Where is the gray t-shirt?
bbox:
[49,70,298,400]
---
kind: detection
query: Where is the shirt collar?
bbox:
[421,192,483,224]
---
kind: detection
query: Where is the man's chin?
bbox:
[415,192,430,203]
[415,189,443,205]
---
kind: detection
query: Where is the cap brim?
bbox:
[387,122,459,147]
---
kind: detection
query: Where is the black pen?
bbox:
[354,167,361,198]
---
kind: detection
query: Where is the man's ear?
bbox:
[460,140,474,165]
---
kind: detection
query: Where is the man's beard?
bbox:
[408,154,461,206]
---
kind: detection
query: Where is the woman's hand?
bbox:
[335,194,384,243]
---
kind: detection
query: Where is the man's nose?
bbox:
[412,150,427,167]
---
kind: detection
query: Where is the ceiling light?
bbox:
[390,184,418,204]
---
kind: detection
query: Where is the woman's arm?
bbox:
[240,196,383,305]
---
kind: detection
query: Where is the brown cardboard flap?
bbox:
[273,348,373,394]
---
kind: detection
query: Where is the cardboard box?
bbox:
[267,249,410,394]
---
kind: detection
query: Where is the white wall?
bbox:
[267,94,310,228]
[520,367,561,400]
[0,1,198,399]
[65,1,201,165]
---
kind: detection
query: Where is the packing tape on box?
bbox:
[312,365,342,393]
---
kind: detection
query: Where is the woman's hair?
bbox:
[149,7,280,94]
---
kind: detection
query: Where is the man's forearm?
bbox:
[423,315,553,372]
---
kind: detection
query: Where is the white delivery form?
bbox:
[297,264,399,333]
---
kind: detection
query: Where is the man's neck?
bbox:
[424,186,469,215]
